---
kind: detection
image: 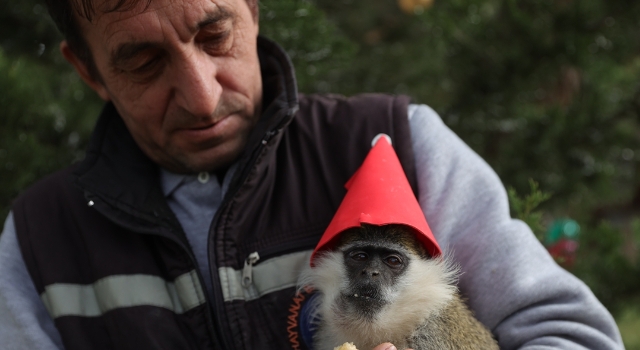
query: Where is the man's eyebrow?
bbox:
[110,42,159,67]
[195,7,235,31]
[109,7,235,67]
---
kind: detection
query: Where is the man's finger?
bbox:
[372,343,397,350]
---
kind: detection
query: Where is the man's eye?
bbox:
[132,57,161,74]
[200,31,233,54]
[126,57,163,82]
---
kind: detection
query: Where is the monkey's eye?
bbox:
[349,251,368,261]
[384,255,403,268]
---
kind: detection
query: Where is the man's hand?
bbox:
[372,343,411,350]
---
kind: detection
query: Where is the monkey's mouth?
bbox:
[347,292,377,300]
[344,286,382,302]
[340,289,386,316]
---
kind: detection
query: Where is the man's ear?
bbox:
[60,41,110,101]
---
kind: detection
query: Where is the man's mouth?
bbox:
[183,114,229,131]
[186,123,216,131]
[177,114,234,137]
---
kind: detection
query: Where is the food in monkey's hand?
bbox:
[333,342,358,350]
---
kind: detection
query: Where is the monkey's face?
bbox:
[338,242,411,318]
[299,225,457,349]
[301,225,458,349]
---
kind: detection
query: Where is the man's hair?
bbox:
[44,0,259,81]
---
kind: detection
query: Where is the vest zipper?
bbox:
[235,238,320,290]
[207,107,298,349]
[147,210,225,349]
[206,137,273,349]
[241,252,260,288]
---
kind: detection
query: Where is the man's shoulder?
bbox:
[298,92,410,110]
[295,93,411,128]
[13,164,82,211]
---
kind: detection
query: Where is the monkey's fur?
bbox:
[299,225,499,350]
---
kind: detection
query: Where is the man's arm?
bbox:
[408,104,624,349]
[0,212,64,349]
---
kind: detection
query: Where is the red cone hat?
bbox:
[310,135,442,265]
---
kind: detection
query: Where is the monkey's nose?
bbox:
[362,269,380,277]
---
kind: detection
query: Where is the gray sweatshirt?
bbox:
[0,104,624,349]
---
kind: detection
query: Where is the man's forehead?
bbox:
[79,0,236,45]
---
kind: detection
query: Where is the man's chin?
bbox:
[166,146,244,174]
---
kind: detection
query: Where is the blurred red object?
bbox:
[547,238,579,268]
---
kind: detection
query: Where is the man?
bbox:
[0,0,624,348]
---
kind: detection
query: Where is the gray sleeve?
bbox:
[0,212,64,349]
[408,104,624,350]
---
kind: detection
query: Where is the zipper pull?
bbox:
[242,252,260,288]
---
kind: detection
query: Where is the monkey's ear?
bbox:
[60,41,110,102]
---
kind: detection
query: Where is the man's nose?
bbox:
[172,52,222,118]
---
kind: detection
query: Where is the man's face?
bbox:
[64,0,262,173]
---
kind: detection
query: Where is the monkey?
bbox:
[298,224,499,350]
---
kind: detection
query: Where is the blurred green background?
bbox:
[1,0,639,347]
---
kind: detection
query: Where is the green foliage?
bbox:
[573,220,640,314]
[259,0,358,93]
[633,218,640,247]
[617,302,640,350]
[0,0,103,221]
[0,0,69,68]
[0,50,101,221]
[507,179,552,239]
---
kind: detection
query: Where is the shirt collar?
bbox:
[160,169,188,197]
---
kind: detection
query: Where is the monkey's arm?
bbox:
[407,104,623,350]
[409,294,498,350]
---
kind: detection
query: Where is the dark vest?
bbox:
[12,37,416,350]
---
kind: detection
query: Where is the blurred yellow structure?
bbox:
[397,0,434,14]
